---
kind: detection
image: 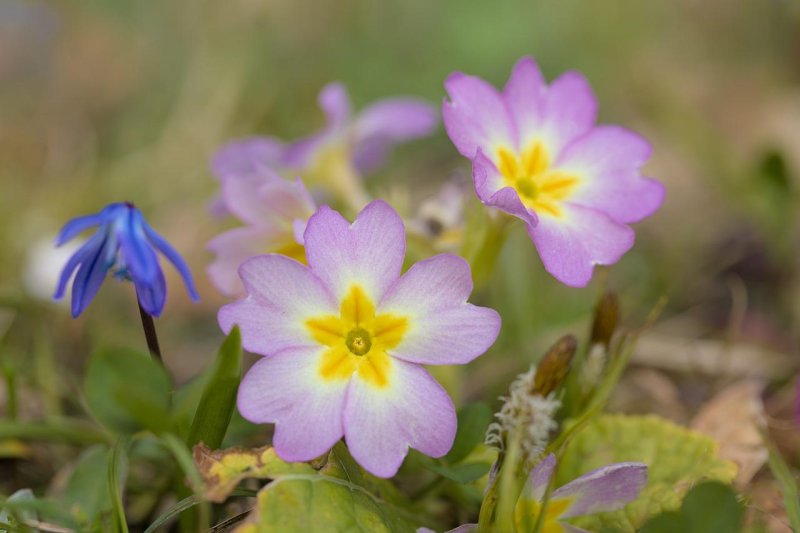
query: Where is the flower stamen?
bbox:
[346,327,372,356]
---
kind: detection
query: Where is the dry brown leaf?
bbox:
[192,443,315,502]
[691,381,768,486]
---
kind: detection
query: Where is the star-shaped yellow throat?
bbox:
[306,285,408,389]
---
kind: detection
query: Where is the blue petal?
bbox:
[53,230,107,299]
[141,217,200,301]
[69,229,113,317]
[134,266,167,317]
[117,207,160,285]
[55,213,106,246]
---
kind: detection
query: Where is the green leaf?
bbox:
[84,348,171,435]
[186,327,242,450]
[321,442,410,506]
[422,460,491,484]
[681,482,743,532]
[63,445,112,525]
[640,482,743,533]
[445,402,492,463]
[758,150,791,196]
[239,475,418,532]
[171,369,212,438]
[0,418,111,445]
[638,512,688,533]
[558,414,737,531]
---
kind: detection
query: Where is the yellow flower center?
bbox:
[515,496,574,533]
[497,142,579,218]
[305,285,408,389]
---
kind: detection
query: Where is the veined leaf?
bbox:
[558,414,737,531]
[445,402,492,464]
[235,474,418,532]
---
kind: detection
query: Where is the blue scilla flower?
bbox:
[54,202,199,317]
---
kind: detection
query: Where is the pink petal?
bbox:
[527,203,635,287]
[282,83,351,168]
[502,56,547,148]
[539,71,597,154]
[352,98,438,173]
[304,200,405,302]
[218,255,337,355]
[552,462,647,518]
[343,358,456,478]
[472,150,538,227]
[524,453,557,502]
[237,349,347,462]
[256,177,317,223]
[210,137,286,182]
[557,126,664,224]
[378,254,500,365]
[220,166,285,226]
[319,82,352,130]
[443,72,516,159]
[562,526,592,533]
[207,226,285,297]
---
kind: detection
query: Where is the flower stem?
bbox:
[461,208,513,288]
[137,300,163,363]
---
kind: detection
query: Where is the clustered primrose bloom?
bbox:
[220,200,500,477]
[208,82,439,295]
[281,82,439,180]
[54,202,198,317]
[207,168,316,296]
[443,57,664,287]
[212,82,438,212]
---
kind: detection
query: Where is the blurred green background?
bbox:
[1,0,798,427]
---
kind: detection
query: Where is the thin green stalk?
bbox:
[763,431,800,531]
[108,438,129,533]
[144,488,257,533]
[463,213,513,288]
[478,474,499,532]
[483,431,524,533]
[137,300,163,364]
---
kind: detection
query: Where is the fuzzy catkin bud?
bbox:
[485,365,561,466]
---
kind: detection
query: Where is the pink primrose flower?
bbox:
[443,57,664,287]
[219,200,500,477]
